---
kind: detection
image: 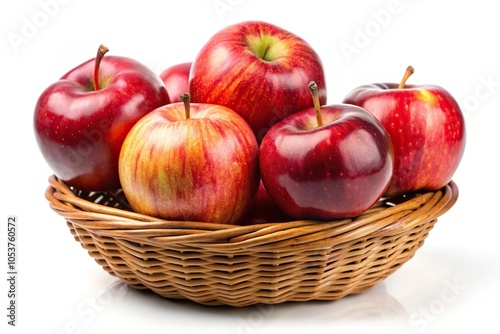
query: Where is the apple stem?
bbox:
[398,65,415,89]
[262,44,271,60]
[93,44,109,91]
[180,93,190,120]
[308,81,323,127]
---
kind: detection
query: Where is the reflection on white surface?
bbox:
[60,279,411,334]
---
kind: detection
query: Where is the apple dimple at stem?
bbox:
[246,35,283,61]
[180,93,191,120]
[398,65,415,89]
[308,81,323,127]
[93,44,109,91]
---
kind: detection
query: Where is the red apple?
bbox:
[343,66,466,196]
[259,82,394,220]
[159,62,191,103]
[118,94,259,225]
[189,20,326,142]
[240,180,292,225]
[34,45,169,191]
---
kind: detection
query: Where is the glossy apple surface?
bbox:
[189,21,326,142]
[34,46,169,191]
[259,104,393,220]
[118,96,259,225]
[159,62,191,103]
[343,72,466,196]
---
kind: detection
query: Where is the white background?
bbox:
[1,0,499,333]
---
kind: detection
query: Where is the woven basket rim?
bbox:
[45,175,458,249]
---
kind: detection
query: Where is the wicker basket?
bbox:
[45,175,458,307]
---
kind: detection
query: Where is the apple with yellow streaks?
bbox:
[118,94,259,224]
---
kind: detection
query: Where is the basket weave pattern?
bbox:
[46,175,458,307]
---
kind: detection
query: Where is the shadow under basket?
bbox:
[45,175,459,307]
